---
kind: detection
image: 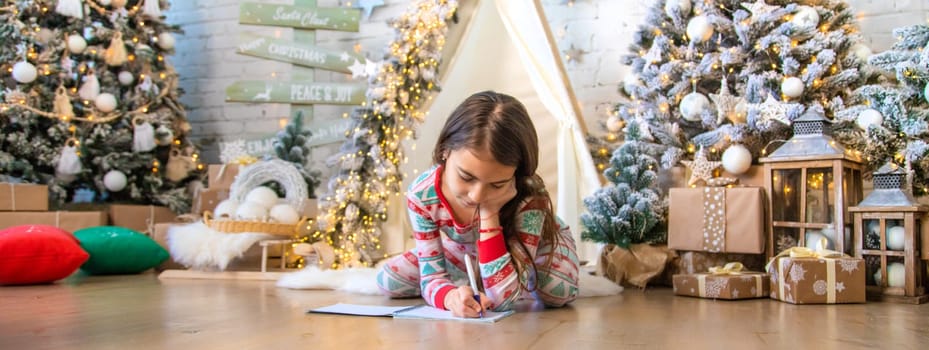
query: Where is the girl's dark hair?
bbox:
[433,90,559,291]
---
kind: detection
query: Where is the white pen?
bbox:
[464,254,484,318]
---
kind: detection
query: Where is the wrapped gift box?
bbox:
[109,204,177,234]
[767,255,866,304]
[207,164,241,190]
[670,251,766,275]
[192,188,230,215]
[668,187,765,254]
[0,183,49,211]
[673,272,770,300]
[0,211,107,232]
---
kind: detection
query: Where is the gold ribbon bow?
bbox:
[697,262,764,298]
[768,237,848,303]
[708,262,746,275]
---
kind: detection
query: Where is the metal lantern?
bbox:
[849,163,928,304]
[760,108,864,258]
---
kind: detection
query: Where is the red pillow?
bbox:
[0,225,89,285]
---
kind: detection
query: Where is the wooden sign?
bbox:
[306,118,353,147]
[226,81,366,105]
[239,3,361,32]
[237,33,363,73]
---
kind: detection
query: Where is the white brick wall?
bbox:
[166,0,929,168]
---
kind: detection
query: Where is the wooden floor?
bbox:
[2,273,929,349]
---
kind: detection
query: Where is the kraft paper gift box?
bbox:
[109,204,177,235]
[668,186,765,254]
[673,263,770,300]
[0,211,107,232]
[0,183,49,211]
[766,248,866,304]
[207,164,241,190]
[670,251,766,276]
[192,188,230,215]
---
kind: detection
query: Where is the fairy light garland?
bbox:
[306,0,458,268]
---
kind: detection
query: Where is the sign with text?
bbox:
[237,33,363,73]
[219,119,352,161]
[226,81,366,105]
[239,3,361,32]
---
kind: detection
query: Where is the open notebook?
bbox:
[308,303,514,323]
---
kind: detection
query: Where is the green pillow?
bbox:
[74,226,169,275]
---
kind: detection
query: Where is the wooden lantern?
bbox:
[760,108,864,258]
[850,163,928,304]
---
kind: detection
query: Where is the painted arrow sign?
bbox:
[239,3,361,32]
[226,81,366,105]
[237,33,363,73]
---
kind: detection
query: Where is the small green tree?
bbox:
[271,111,321,198]
[581,122,666,248]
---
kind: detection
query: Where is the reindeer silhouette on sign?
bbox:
[253,85,272,101]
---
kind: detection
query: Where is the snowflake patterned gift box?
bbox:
[673,262,770,300]
[766,247,865,304]
[668,187,765,254]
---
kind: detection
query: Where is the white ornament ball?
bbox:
[680,92,709,121]
[886,226,906,251]
[213,199,240,219]
[791,6,820,29]
[100,0,112,5]
[924,82,929,104]
[67,34,87,54]
[850,43,872,64]
[269,204,301,225]
[235,201,268,221]
[730,100,748,124]
[805,231,834,250]
[94,93,117,113]
[117,71,134,86]
[664,0,691,17]
[722,144,752,174]
[686,15,714,43]
[781,77,805,99]
[606,116,623,133]
[875,262,907,288]
[12,61,38,83]
[103,170,128,192]
[111,0,127,8]
[856,108,883,130]
[245,186,279,209]
[157,32,176,50]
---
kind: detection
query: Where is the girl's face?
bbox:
[442,147,516,211]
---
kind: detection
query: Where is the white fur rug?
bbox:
[276,266,623,298]
[167,222,275,271]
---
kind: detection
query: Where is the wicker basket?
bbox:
[204,159,310,236]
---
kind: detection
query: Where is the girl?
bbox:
[376,91,579,318]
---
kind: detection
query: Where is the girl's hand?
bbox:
[478,179,517,220]
[444,285,492,318]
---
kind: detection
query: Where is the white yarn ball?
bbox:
[606,116,623,133]
[118,71,134,86]
[245,186,279,209]
[12,61,38,83]
[680,92,709,121]
[103,170,128,192]
[721,144,752,174]
[805,231,834,250]
[886,226,905,250]
[213,199,240,219]
[875,262,906,288]
[781,77,804,98]
[269,204,301,224]
[94,93,117,112]
[235,201,268,221]
[856,108,883,130]
[791,6,820,29]
[686,16,714,43]
[67,34,87,54]
[664,0,691,17]
[157,32,175,50]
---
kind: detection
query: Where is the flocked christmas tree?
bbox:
[0,0,199,212]
[271,111,321,199]
[581,122,666,248]
[833,24,929,196]
[606,0,873,182]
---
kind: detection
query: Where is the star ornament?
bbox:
[681,146,722,187]
[564,44,587,64]
[751,93,791,127]
[354,0,385,20]
[348,59,366,79]
[709,78,741,125]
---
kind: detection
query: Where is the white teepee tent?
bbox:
[382,0,602,263]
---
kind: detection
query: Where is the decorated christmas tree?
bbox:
[833,24,929,196]
[0,0,199,212]
[581,122,666,248]
[271,111,321,199]
[606,0,873,180]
